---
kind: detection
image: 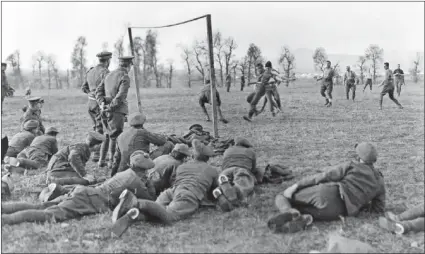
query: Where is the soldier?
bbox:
[379,203,424,234]
[96,56,133,169]
[148,143,191,195]
[1,62,12,113]
[46,132,106,186]
[213,137,257,212]
[111,112,175,177]
[363,68,373,92]
[111,139,219,228]
[24,86,31,98]
[81,51,112,162]
[198,66,229,123]
[378,62,403,110]
[343,66,358,101]
[240,75,245,91]
[5,120,39,158]
[1,151,156,225]
[5,127,59,170]
[267,142,385,234]
[393,64,405,97]
[20,97,45,135]
[319,60,335,107]
[225,74,231,92]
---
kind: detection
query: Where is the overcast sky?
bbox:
[1,1,424,70]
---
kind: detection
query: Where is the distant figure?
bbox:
[378,62,403,110]
[343,66,358,101]
[226,74,231,92]
[1,62,12,113]
[318,61,335,107]
[240,75,245,91]
[25,87,31,98]
[393,64,405,97]
[363,68,373,92]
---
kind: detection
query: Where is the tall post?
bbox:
[206,14,219,138]
[128,27,143,113]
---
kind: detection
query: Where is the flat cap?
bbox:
[355,142,377,164]
[27,96,42,102]
[96,51,112,60]
[23,120,39,130]
[86,131,105,145]
[192,139,214,157]
[235,137,252,148]
[189,124,203,131]
[172,143,191,156]
[119,56,134,63]
[265,61,272,68]
[129,112,146,126]
[45,126,59,134]
[1,63,6,67]
[130,150,155,170]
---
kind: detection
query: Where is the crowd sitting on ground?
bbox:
[0,52,422,250]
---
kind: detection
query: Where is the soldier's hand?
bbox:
[283,184,298,199]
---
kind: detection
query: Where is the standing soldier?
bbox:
[1,62,12,113]
[317,60,335,107]
[225,74,231,92]
[379,62,403,110]
[240,75,245,91]
[393,64,405,97]
[343,66,358,101]
[363,68,373,92]
[81,51,112,162]
[96,56,133,169]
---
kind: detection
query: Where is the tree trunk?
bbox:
[38,65,42,89]
[66,69,70,89]
[47,68,51,90]
[247,61,252,84]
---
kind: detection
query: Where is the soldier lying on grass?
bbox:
[4,120,39,158]
[267,142,386,234]
[1,151,155,225]
[379,203,424,234]
[20,97,45,135]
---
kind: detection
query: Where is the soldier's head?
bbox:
[129,150,154,176]
[234,137,252,148]
[384,62,389,70]
[118,56,134,72]
[97,51,112,68]
[1,63,6,71]
[192,139,214,162]
[27,97,43,110]
[85,131,105,149]
[326,61,331,68]
[256,63,264,74]
[23,120,40,134]
[346,66,350,71]
[170,144,191,162]
[45,127,59,137]
[397,64,400,69]
[354,142,377,165]
[128,112,146,129]
[265,61,272,69]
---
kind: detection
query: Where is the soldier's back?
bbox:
[10,131,36,150]
[30,135,57,154]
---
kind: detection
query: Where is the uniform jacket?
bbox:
[20,108,45,134]
[29,135,58,157]
[296,161,386,216]
[112,127,167,173]
[48,143,90,178]
[9,131,36,152]
[344,71,357,84]
[148,154,183,194]
[95,67,130,114]
[221,145,256,173]
[323,67,335,83]
[384,69,394,87]
[82,65,110,100]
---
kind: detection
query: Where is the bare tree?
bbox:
[223,37,238,77]
[230,60,238,83]
[410,52,422,83]
[32,51,45,89]
[6,54,17,71]
[357,56,367,84]
[66,69,71,89]
[178,44,192,88]
[71,36,88,87]
[313,47,328,74]
[365,44,384,84]
[166,59,174,89]
[47,55,59,89]
[145,30,160,88]
[192,40,208,80]
[213,31,225,87]
[246,43,263,84]
[279,46,296,86]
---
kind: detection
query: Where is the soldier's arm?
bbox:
[370,190,386,214]
[68,149,87,178]
[51,140,59,155]
[146,131,167,147]
[110,74,130,110]
[95,79,106,105]
[296,162,351,190]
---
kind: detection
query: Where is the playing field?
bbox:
[1,79,424,253]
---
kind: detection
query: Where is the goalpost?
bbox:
[127,14,219,138]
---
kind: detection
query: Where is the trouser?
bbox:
[395,79,404,96]
[220,167,255,199]
[363,79,372,91]
[5,147,21,158]
[104,112,125,167]
[345,82,356,100]
[275,183,347,221]
[226,82,231,92]
[47,170,90,186]
[320,81,333,100]
[88,99,103,134]
[380,84,402,108]
[397,204,424,233]
[271,86,282,110]
[248,84,266,117]
[17,147,49,169]
[1,186,109,225]
[136,186,200,224]
[240,82,245,91]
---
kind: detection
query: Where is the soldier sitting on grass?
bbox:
[4,120,39,158]
[267,142,386,234]
[1,151,156,225]
[45,132,105,186]
[4,127,59,172]
[20,97,45,135]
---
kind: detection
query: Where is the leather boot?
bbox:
[92,145,100,162]
[98,136,109,167]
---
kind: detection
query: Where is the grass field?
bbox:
[1,79,424,253]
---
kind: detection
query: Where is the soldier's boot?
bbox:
[217,107,228,124]
[98,136,109,168]
[112,189,139,223]
[112,208,146,237]
[38,183,69,203]
[107,139,117,170]
[324,99,329,106]
[274,214,314,234]
[213,188,234,212]
[1,173,13,200]
[17,158,40,170]
[201,106,211,122]
[379,96,384,110]
[217,175,240,210]
[91,145,101,162]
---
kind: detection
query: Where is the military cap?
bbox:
[119,56,134,64]
[235,137,252,148]
[27,96,42,102]
[1,63,6,67]
[172,143,191,156]
[129,112,146,126]
[96,51,112,60]
[45,127,59,134]
[384,62,389,66]
[86,131,105,146]
[355,142,377,164]
[130,150,154,170]
[256,62,264,68]
[192,139,214,157]
[23,120,39,130]
[265,61,272,68]
[189,124,203,131]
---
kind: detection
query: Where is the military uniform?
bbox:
[240,75,245,91]
[380,67,403,109]
[344,69,357,100]
[321,67,334,106]
[393,68,405,97]
[363,72,373,91]
[5,120,39,158]
[96,56,133,168]
[1,63,12,111]
[199,84,222,108]
[16,129,59,169]
[1,153,156,225]
[111,112,173,176]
